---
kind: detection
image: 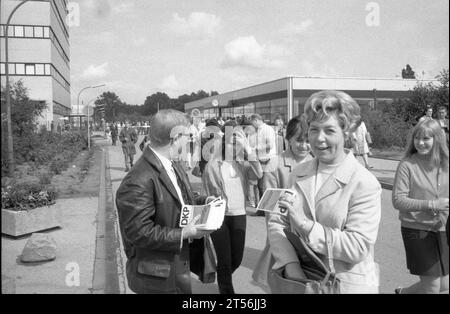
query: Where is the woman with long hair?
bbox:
[392,119,449,294]
[202,121,262,294]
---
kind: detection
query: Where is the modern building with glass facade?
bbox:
[184,76,437,124]
[0,0,71,130]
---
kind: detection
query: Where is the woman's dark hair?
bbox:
[285,114,308,141]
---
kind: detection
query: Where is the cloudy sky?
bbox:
[69,0,449,107]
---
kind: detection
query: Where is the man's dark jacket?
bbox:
[116,146,206,294]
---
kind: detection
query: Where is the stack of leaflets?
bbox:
[256,188,295,216]
[179,197,226,230]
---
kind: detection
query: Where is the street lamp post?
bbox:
[76,84,105,129]
[85,98,97,150]
[4,0,31,177]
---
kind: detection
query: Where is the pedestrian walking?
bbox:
[436,105,449,145]
[419,107,434,123]
[110,123,118,146]
[202,121,262,294]
[119,121,138,172]
[252,114,313,287]
[250,114,278,216]
[241,121,259,208]
[267,90,382,293]
[115,110,214,294]
[351,119,373,169]
[274,116,287,155]
[392,119,449,294]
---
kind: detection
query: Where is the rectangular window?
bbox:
[34,26,43,38]
[24,26,34,37]
[0,63,5,75]
[16,63,25,75]
[25,64,35,75]
[43,27,50,38]
[35,64,44,75]
[44,64,51,75]
[8,26,14,37]
[14,26,24,37]
[0,26,4,37]
[8,64,15,75]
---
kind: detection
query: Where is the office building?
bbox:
[1,0,71,130]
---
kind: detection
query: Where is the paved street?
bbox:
[107,135,416,294]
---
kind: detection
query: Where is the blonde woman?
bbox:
[392,119,449,294]
[268,90,382,293]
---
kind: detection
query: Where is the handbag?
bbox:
[189,235,216,284]
[268,227,340,294]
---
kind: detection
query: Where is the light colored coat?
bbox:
[252,150,313,287]
[267,151,382,293]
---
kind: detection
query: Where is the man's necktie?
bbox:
[172,162,190,205]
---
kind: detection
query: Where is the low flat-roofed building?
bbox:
[184,76,438,123]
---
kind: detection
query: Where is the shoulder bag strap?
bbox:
[323,227,335,274]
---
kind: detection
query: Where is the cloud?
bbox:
[132,37,146,47]
[159,75,180,94]
[167,12,221,38]
[81,62,109,79]
[280,20,314,35]
[222,36,287,69]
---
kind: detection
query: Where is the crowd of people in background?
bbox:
[112,96,448,294]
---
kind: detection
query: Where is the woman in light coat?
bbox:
[252,114,313,287]
[268,90,382,293]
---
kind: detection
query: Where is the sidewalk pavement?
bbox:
[355,155,400,190]
[1,138,111,294]
[1,192,98,294]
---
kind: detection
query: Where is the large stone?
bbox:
[20,233,57,263]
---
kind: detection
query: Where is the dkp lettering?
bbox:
[180,206,192,227]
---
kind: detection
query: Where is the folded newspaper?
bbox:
[179,197,226,230]
[256,188,295,216]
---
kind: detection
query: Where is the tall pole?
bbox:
[77,84,105,130]
[85,100,90,150]
[85,98,97,150]
[4,0,31,177]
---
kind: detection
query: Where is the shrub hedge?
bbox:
[1,182,58,211]
[2,131,88,176]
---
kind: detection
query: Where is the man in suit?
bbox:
[437,105,449,145]
[116,109,213,294]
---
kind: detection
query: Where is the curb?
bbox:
[91,147,121,294]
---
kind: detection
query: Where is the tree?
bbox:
[391,68,449,124]
[94,91,122,122]
[142,92,172,116]
[1,80,47,175]
[1,80,46,137]
[401,64,416,79]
